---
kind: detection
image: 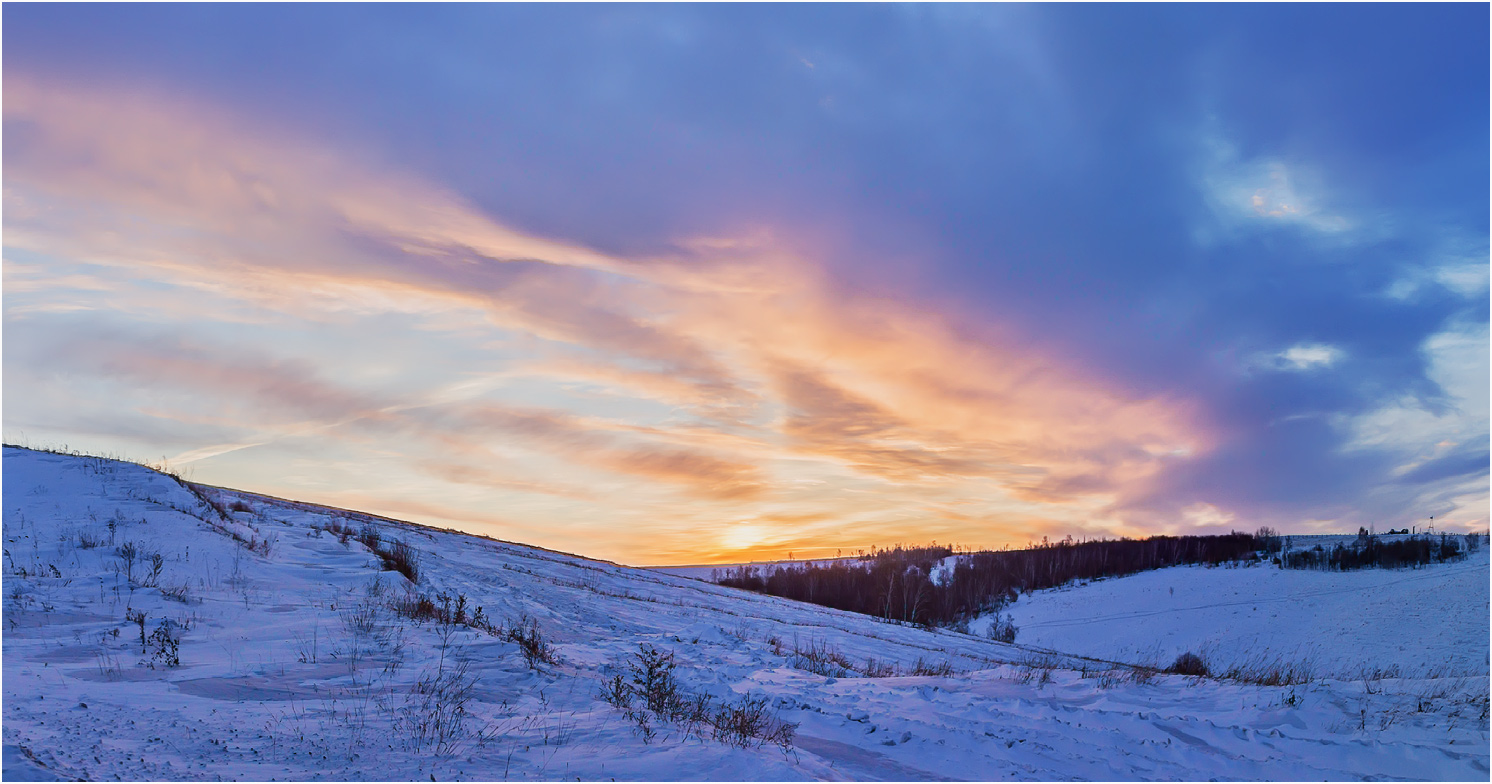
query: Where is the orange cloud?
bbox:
[4,73,1216,563]
[428,404,768,500]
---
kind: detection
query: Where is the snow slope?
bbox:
[4,447,1487,780]
[998,551,1490,679]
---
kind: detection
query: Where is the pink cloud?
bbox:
[5,73,1218,562]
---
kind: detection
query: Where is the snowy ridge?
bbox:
[3,447,1487,780]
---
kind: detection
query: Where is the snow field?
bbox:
[3,447,1488,780]
[999,551,1490,678]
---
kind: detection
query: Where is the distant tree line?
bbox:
[1280,532,1476,571]
[717,533,1262,630]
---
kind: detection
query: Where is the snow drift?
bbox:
[3,447,1486,780]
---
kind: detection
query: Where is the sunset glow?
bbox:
[4,5,1486,564]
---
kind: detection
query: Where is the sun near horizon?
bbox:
[3,4,1487,567]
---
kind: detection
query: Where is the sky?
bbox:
[3,4,1487,565]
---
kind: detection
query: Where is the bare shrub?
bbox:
[389,590,499,637]
[986,612,1018,643]
[352,525,419,583]
[631,644,681,715]
[94,649,122,681]
[341,599,381,640]
[365,574,388,599]
[675,692,715,739]
[321,518,355,545]
[126,608,148,652]
[1094,666,1125,689]
[1127,666,1160,686]
[1013,653,1062,686]
[598,644,679,744]
[249,532,276,557]
[148,619,181,668]
[356,524,382,552]
[378,539,420,583]
[160,581,192,603]
[909,657,955,677]
[599,673,632,709]
[399,658,480,756]
[713,695,795,750]
[790,639,854,677]
[602,644,796,751]
[145,552,165,587]
[115,542,139,584]
[1222,654,1315,686]
[392,592,441,623]
[202,495,232,521]
[1168,651,1209,677]
[294,625,320,664]
[506,614,558,669]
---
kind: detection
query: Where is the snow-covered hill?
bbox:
[4,447,1487,780]
[998,550,1490,679]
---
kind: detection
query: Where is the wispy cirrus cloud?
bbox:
[5,74,1215,562]
[1196,136,1358,243]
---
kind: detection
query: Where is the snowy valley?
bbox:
[3,447,1488,780]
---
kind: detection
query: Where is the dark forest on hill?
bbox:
[718,529,1486,633]
[716,533,1263,631]
[1281,531,1478,571]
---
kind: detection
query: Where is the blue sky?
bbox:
[4,4,1487,563]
